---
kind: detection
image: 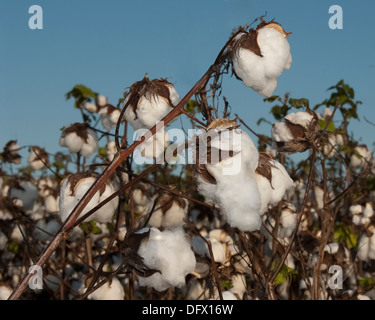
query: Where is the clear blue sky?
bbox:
[1,0,374,165]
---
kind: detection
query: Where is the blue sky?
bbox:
[1,0,374,166]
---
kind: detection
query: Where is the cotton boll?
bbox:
[59,132,83,154]
[59,174,118,224]
[88,277,124,300]
[137,227,196,292]
[59,123,98,158]
[96,95,108,108]
[271,122,294,143]
[2,140,22,164]
[28,146,49,170]
[285,112,314,128]
[230,274,247,299]
[106,141,117,162]
[84,102,98,113]
[0,286,12,300]
[350,145,372,168]
[99,105,122,130]
[190,236,228,264]
[314,186,324,210]
[44,194,59,213]
[8,180,38,211]
[231,22,292,97]
[279,208,297,239]
[364,203,374,219]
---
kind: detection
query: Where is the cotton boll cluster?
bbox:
[136,227,196,292]
[59,172,118,224]
[231,20,292,97]
[145,193,188,229]
[88,277,124,300]
[349,203,374,226]
[59,123,98,158]
[2,140,22,164]
[8,180,38,212]
[271,109,320,153]
[350,145,372,169]
[255,152,294,214]
[195,118,262,232]
[28,146,49,171]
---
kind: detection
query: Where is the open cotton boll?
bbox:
[364,203,374,218]
[279,207,297,239]
[28,146,49,170]
[59,173,118,224]
[96,95,108,108]
[137,227,196,292]
[147,194,188,229]
[88,277,124,300]
[285,112,314,128]
[8,180,38,212]
[231,21,292,98]
[84,102,98,113]
[350,145,372,168]
[44,194,59,213]
[106,141,117,162]
[0,286,12,300]
[59,123,98,158]
[255,153,294,214]
[124,76,180,130]
[99,105,122,130]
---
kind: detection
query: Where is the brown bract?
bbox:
[61,123,90,143]
[30,146,49,164]
[125,75,175,115]
[2,140,21,164]
[155,192,187,215]
[256,152,275,188]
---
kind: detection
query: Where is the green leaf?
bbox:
[185,100,200,114]
[79,221,102,235]
[7,241,20,254]
[271,105,290,121]
[263,95,279,103]
[319,119,336,133]
[220,279,233,290]
[288,98,309,109]
[334,223,358,250]
[98,147,107,157]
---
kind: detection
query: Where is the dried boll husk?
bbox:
[124,75,180,130]
[271,108,320,153]
[231,20,292,97]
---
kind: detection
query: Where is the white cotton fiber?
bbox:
[232,28,291,97]
[88,277,124,300]
[59,176,118,224]
[136,95,173,129]
[190,236,227,264]
[271,122,294,143]
[59,132,83,154]
[279,208,297,239]
[59,127,98,158]
[350,146,372,168]
[99,107,121,131]
[219,291,238,300]
[255,160,294,214]
[137,227,196,292]
[285,112,314,128]
[96,95,108,108]
[80,129,99,158]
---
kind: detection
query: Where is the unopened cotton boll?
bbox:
[59,173,119,224]
[350,145,372,169]
[124,76,180,130]
[88,277,124,300]
[137,227,196,292]
[8,180,38,211]
[231,21,292,97]
[59,123,98,158]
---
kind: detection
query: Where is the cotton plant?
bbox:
[59,172,119,224]
[231,20,292,97]
[59,123,98,158]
